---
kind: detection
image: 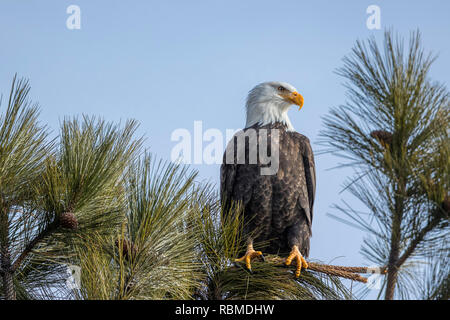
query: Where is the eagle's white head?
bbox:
[245,81,304,131]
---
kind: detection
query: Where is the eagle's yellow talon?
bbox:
[285,245,308,278]
[235,245,263,271]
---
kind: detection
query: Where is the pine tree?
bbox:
[0,76,142,299]
[320,30,449,299]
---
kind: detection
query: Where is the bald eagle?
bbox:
[220,81,315,277]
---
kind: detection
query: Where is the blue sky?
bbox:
[1,0,449,298]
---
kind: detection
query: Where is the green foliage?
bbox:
[72,154,201,300]
[320,30,449,299]
[418,247,449,300]
[0,76,52,299]
[0,76,144,299]
[18,116,141,292]
[0,76,51,200]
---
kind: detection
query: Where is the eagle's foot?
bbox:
[285,245,308,278]
[235,244,263,272]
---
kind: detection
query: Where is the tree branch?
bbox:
[11,221,58,272]
[236,255,387,284]
[395,215,441,269]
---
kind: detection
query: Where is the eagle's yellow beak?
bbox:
[289,91,304,110]
[281,91,304,110]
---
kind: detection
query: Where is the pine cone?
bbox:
[370,130,393,147]
[59,212,78,230]
[115,238,137,260]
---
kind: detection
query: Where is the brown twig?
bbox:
[307,263,368,283]
[308,262,387,274]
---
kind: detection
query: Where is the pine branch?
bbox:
[395,215,441,269]
[319,29,449,299]
[11,221,58,272]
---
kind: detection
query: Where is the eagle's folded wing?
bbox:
[300,136,316,225]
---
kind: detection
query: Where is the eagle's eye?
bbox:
[277,86,286,92]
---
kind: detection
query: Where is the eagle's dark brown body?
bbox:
[220,122,316,257]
